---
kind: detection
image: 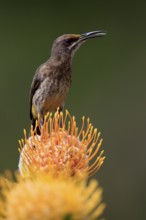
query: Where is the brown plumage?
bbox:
[30,30,106,134]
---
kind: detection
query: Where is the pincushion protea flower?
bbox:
[18,110,105,178]
[0,172,105,220]
[0,110,106,220]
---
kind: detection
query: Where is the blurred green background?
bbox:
[0,1,146,219]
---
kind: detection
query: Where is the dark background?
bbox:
[0,1,146,219]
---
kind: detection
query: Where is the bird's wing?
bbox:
[29,75,41,120]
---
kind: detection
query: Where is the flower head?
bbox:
[19,110,105,178]
[0,172,105,220]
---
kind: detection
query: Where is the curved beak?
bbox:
[69,30,106,51]
[80,30,106,41]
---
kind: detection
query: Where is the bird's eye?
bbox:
[64,39,72,44]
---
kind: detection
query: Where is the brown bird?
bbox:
[30,30,106,134]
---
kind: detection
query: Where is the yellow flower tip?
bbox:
[0,173,105,220]
[18,110,105,178]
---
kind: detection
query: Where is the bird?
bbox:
[30,30,106,134]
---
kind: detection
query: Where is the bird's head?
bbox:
[51,30,106,61]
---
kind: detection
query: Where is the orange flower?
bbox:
[18,110,105,178]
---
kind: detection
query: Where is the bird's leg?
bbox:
[32,115,45,135]
[37,115,46,136]
[58,106,63,128]
[31,118,41,135]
